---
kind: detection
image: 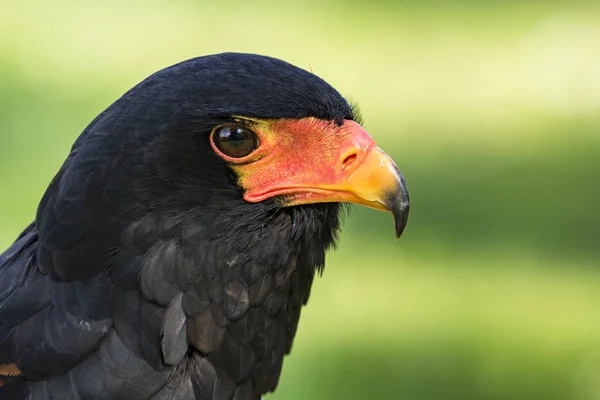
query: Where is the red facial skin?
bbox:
[211,117,407,227]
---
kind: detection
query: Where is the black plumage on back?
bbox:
[0,53,355,399]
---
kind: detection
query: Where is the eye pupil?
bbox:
[213,125,259,159]
[228,129,245,146]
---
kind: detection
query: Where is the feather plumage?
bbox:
[0,52,354,399]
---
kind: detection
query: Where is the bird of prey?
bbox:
[0,53,409,399]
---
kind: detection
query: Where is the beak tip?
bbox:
[392,201,410,240]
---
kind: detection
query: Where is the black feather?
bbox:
[161,293,188,366]
[1,52,352,398]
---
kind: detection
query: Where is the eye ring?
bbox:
[211,125,260,160]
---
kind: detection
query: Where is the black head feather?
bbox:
[38,52,355,280]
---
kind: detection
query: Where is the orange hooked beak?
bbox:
[219,117,409,238]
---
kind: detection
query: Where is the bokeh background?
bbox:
[1,0,599,398]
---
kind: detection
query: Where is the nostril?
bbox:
[341,153,358,171]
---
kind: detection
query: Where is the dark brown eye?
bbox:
[212,125,260,159]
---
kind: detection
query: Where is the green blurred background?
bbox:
[1,0,599,398]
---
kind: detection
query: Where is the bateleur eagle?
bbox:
[0,53,409,399]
